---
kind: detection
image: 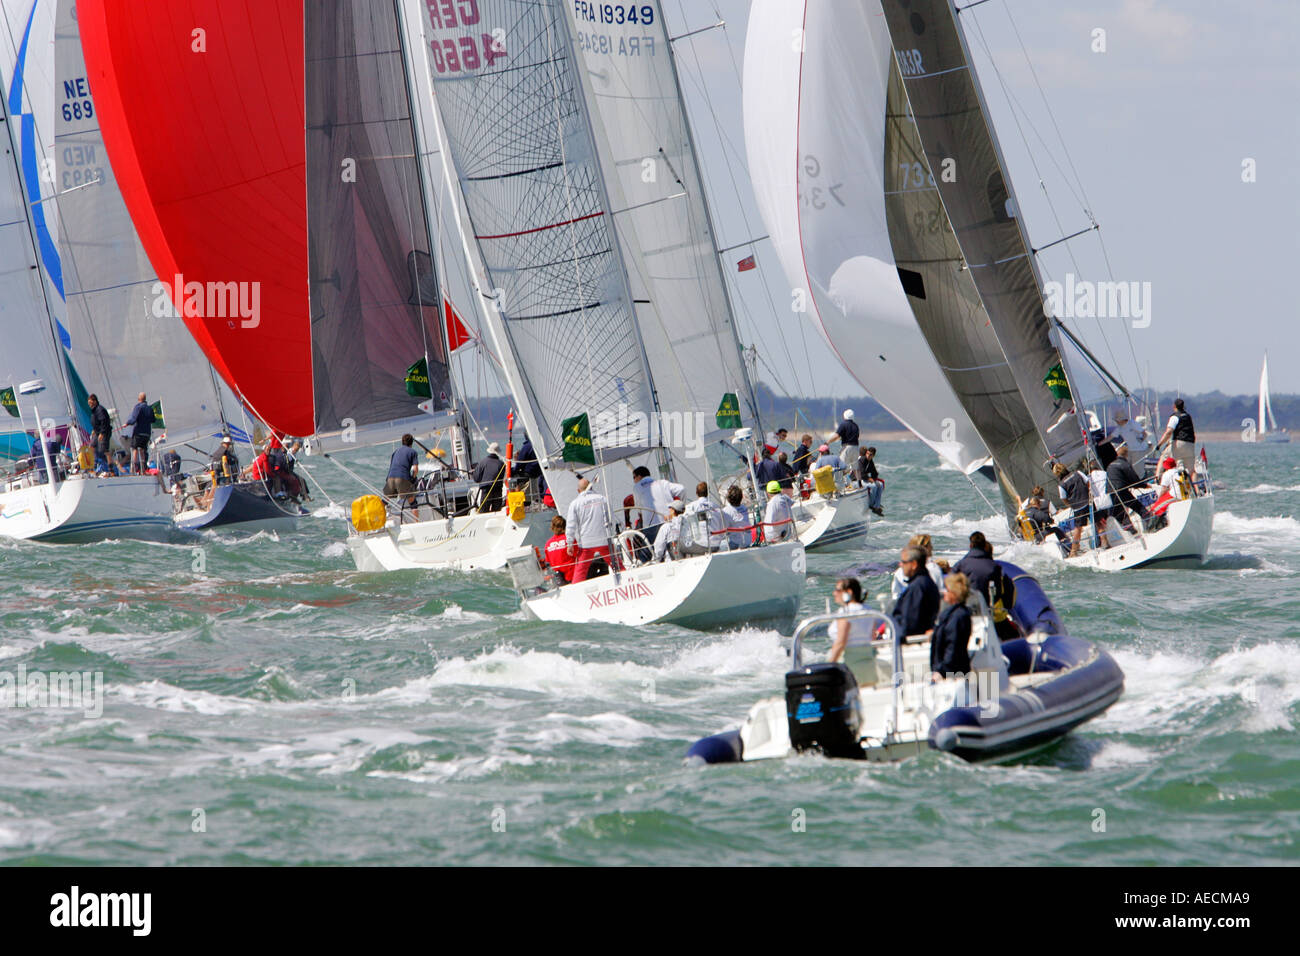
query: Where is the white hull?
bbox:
[519,541,807,630]
[1039,493,1214,571]
[794,487,871,552]
[0,475,173,542]
[347,509,548,572]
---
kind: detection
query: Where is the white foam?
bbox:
[668,628,788,679]
[1214,511,1300,539]
[427,645,654,697]
[320,541,347,559]
[311,503,347,520]
[114,680,258,716]
[1240,483,1300,495]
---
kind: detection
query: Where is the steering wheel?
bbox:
[616,529,651,569]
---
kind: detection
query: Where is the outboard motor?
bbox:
[785,663,863,759]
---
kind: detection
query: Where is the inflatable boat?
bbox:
[687,562,1123,765]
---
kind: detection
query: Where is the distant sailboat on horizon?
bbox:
[1259,353,1290,444]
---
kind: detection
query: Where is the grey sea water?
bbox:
[0,439,1296,865]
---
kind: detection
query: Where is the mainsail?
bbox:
[77,0,455,448]
[564,0,760,486]
[877,0,1088,488]
[52,0,235,446]
[742,0,990,472]
[1260,353,1275,435]
[412,0,660,478]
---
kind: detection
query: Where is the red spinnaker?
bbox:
[79,0,312,435]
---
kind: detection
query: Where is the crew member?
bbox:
[762,480,794,542]
[652,502,686,562]
[471,442,506,511]
[831,409,860,465]
[544,515,574,583]
[683,481,725,551]
[87,393,111,473]
[721,485,750,550]
[763,427,788,456]
[1106,442,1149,530]
[892,546,939,639]
[211,436,241,485]
[385,433,420,505]
[630,465,684,544]
[928,572,973,680]
[566,476,611,582]
[791,434,814,475]
[1156,398,1196,475]
[952,532,1018,641]
[1054,461,1090,557]
[856,446,884,515]
[123,392,155,475]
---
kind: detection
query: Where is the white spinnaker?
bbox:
[0,0,67,422]
[742,0,987,470]
[566,0,757,494]
[52,0,231,446]
[415,0,658,477]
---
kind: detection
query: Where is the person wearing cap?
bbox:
[123,391,155,475]
[1108,410,1147,459]
[383,433,420,504]
[813,443,845,475]
[471,440,507,511]
[566,476,612,580]
[830,409,860,465]
[653,501,687,562]
[630,465,684,544]
[1105,441,1149,530]
[210,436,241,485]
[1158,455,1187,500]
[762,479,795,542]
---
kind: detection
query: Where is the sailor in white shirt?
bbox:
[762,480,795,542]
[721,485,751,550]
[565,476,611,582]
[631,465,684,544]
[682,481,725,551]
[1110,411,1148,458]
[653,502,685,562]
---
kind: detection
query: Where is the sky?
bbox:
[662,0,1300,398]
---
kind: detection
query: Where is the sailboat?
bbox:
[743,0,1211,571]
[409,0,805,629]
[1259,353,1289,443]
[0,0,172,542]
[76,0,548,561]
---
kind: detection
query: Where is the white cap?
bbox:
[221,436,233,444]
[843,409,854,420]
[486,441,501,455]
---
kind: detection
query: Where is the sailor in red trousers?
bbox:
[566,477,611,582]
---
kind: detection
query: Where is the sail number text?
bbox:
[573,3,655,26]
[60,77,93,122]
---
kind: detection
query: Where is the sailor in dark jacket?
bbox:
[929,573,973,679]
[124,392,155,474]
[892,546,939,638]
[1105,442,1148,529]
[952,531,1018,641]
[87,394,111,471]
[471,442,507,511]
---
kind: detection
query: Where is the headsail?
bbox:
[77,0,455,447]
[53,0,234,447]
[742,0,990,472]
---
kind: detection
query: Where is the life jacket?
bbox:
[1172,411,1195,443]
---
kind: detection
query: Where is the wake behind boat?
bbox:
[688,563,1122,764]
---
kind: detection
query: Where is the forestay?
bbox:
[742,0,989,472]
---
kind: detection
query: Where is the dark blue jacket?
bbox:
[126,401,155,438]
[754,457,783,487]
[89,403,110,439]
[387,445,419,481]
[952,548,1013,613]
[930,602,972,676]
[791,442,813,474]
[515,439,542,480]
[835,420,860,445]
[892,571,939,637]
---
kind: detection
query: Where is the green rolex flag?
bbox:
[404,357,431,398]
[0,386,17,418]
[150,399,165,429]
[561,412,595,465]
[1043,363,1071,401]
[716,392,741,429]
